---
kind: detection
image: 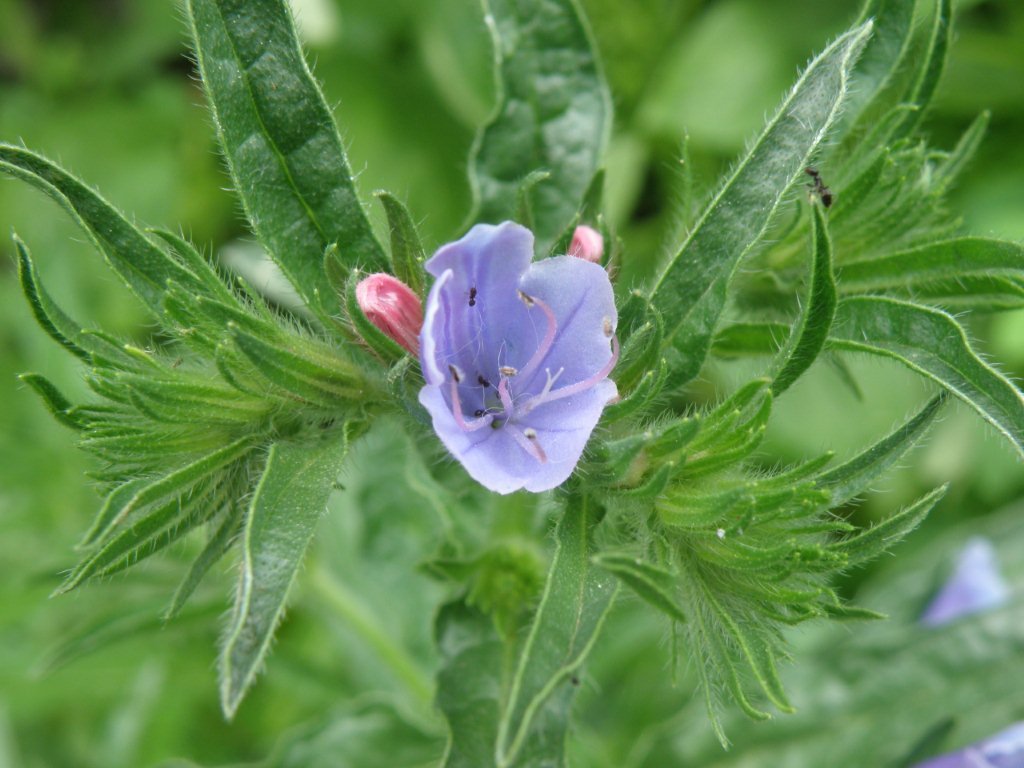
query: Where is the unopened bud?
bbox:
[568,225,603,264]
[355,273,423,355]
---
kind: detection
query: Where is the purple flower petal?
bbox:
[915,721,1024,768]
[920,537,1010,627]
[418,222,618,494]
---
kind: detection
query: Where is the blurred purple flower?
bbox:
[418,221,618,494]
[915,721,1024,768]
[920,537,1010,627]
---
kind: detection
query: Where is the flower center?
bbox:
[445,291,618,463]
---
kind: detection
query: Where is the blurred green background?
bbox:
[1,0,1022,765]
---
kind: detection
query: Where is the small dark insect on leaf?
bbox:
[468,287,477,306]
[805,166,834,208]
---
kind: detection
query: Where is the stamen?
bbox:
[516,293,558,383]
[520,336,619,413]
[499,366,518,377]
[448,364,464,383]
[603,316,614,338]
[448,374,493,432]
[510,426,548,463]
[498,376,515,419]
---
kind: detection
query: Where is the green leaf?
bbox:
[165,511,243,620]
[39,600,222,675]
[773,203,837,396]
[375,191,427,297]
[839,237,1024,294]
[495,493,618,765]
[14,236,91,362]
[830,296,1024,458]
[147,228,241,307]
[830,485,947,567]
[79,434,257,548]
[468,0,611,253]
[18,373,84,430]
[845,0,915,123]
[229,323,367,408]
[219,429,351,717]
[186,0,386,320]
[890,0,951,141]
[594,553,686,624]
[59,481,231,592]
[434,600,504,768]
[817,392,946,506]
[712,322,789,358]
[932,110,989,194]
[649,22,872,383]
[835,0,915,154]
[0,145,205,315]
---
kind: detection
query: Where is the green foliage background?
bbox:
[0,0,1022,765]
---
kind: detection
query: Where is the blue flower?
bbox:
[914,721,1024,768]
[920,536,1009,627]
[418,222,618,494]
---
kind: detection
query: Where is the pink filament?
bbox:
[516,294,558,384]
[520,336,619,414]
[449,376,494,432]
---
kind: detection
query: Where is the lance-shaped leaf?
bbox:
[18,373,84,431]
[830,297,1024,458]
[187,0,386,320]
[495,493,618,765]
[375,191,427,298]
[838,238,1024,295]
[78,434,257,549]
[219,429,351,718]
[835,0,915,153]
[817,392,946,506]
[594,553,686,624]
[468,0,610,253]
[0,145,206,315]
[773,203,837,396]
[648,22,871,383]
[830,485,948,566]
[890,0,951,141]
[165,511,242,621]
[14,236,91,362]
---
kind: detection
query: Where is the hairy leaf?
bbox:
[838,238,1024,295]
[469,0,610,253]
[0,145,205,315]
[187,0,386,320]
[830,485,947,566]
[773,203,837,395]
[375,191,427,297]
[219,429,351,717]
[817,392,946,506]
[166,510,243,620]
[496,493,618,765]
[830,297,1024,458]
[594,553,686,624]
[649,22,871,383]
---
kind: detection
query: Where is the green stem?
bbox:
[308,564,434,710]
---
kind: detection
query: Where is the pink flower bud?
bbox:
[355,273,423,355]
[568,225,603,264]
